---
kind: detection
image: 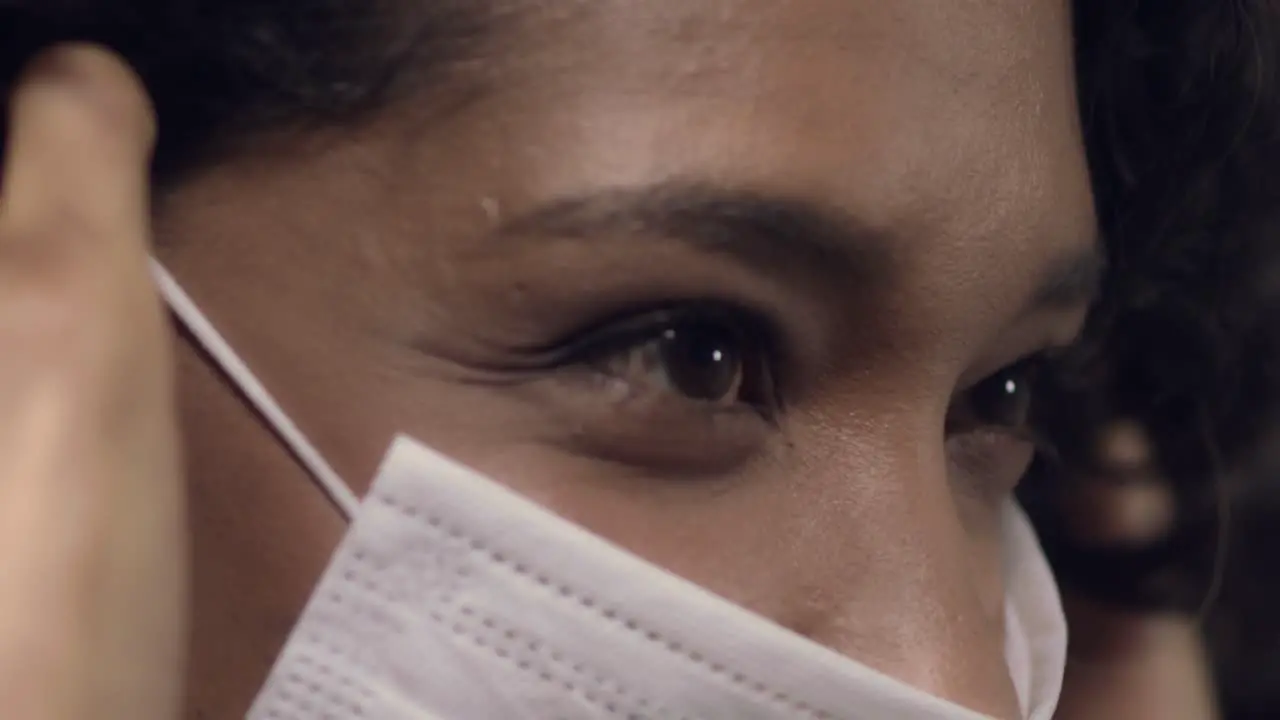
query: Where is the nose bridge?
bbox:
[794,420,1020,717]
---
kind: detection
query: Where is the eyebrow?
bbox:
[497,181,893,291]
[496,180,1103,312]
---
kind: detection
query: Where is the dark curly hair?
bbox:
[1019,0,1280,597]
[1068,0,1280,476]
[2,0,1280,714]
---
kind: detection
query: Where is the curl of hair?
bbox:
[1022,0,1280,604]
[0,0,489,183]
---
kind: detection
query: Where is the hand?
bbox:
[0,45,186,720]
[1055,596,1219,719]
[1054,421,1219,720]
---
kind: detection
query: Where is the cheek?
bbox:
[944,432,1037,631]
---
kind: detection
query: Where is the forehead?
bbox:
[400,0,1094,337]
[500,0,1081,169]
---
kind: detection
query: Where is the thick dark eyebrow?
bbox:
[496,180,1103,312]
[495,181,894,292]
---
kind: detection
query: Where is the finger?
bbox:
[0,44,183,720]
[1062,419,1177,547]
[1059,596,1220,719]
[0,44,164,420]
[1095,418,1152,474]
[1063,475,1177,548]
[1,44,155,257]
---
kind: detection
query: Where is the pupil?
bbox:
[975,369,1031,427]
[658,321,743,401]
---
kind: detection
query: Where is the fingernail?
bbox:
[20,44,156,150]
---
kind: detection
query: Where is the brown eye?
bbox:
[654,319,745,402]
[583,308,779,414]
[964,357,1043,430]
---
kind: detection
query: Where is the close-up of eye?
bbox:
[962,355,1046,432]
[946,352,1056,476]
[946,355,1052,494]
[513,303,790,473]
[562,304,783,420]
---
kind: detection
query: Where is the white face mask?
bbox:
[152,262,1067,720]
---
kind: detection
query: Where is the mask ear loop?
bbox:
[150,259,361,521]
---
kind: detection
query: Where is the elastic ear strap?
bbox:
[150,259,361,520]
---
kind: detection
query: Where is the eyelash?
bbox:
[549,302,786,420]
[535,299,1066,471]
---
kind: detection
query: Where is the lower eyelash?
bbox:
[541,369,774,474]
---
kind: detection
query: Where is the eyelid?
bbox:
[531,300,786,369]
[954,341,1072,397]
[552,301,791,420]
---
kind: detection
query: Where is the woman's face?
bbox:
[162,0,1097,716]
